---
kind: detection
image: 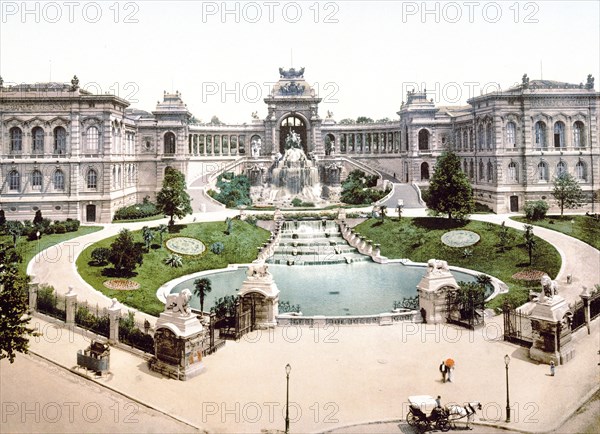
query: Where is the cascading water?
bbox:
[267,220,370,266]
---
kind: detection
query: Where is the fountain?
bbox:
[267,219,369,266]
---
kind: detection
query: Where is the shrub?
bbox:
[210,242,225,255]
[53,223,67,234]
[291,198,303,207]
[113,201,160,221]
[524,200,549,221]
[164,254,183,268]
[91,247,111,265]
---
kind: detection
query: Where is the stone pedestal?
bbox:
[107,298,121,344]
[28,277,38,312]
[417,259,458,324]
[150,290,205,380]
[65,286,77,325]
[529,295,575,365]
[239,263,280,328]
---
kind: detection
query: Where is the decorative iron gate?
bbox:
[503,308,533,347]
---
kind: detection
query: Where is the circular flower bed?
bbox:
[441,230,480,248]
[166,237,206,256]
[103,279,140,291]
[512,270,547,281]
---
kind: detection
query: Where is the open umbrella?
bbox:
[445,358,455,368]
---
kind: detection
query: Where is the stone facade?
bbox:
[2,71,598,222]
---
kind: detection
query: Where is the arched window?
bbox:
[487,161,494,182]
[463,131,468,150]
[8,170,20,191]
[418,129,430,151]
[469,160,474,179]
[463,160,468,174]
[508,162,519,183]
[31,170,43,190]
[553,122,565,149]
[486,123,493,149]
[456,131,462,149]
[420,162,430,180]
[534,121,546,149]
[32,127,45,153]
[53,170,65,190]
[469,129,474,149]
[575,161,587,181]
[477,124,484,149]
[54,127,67,154]
[506,122,516,147]
[478,160,484,180]
[86,126,99,152]
[87,169,98,189]
[164,132,176,154]
[556,161,567,177]
[10,127,22,152]
[538,162,549,181]
[573,121,585,147]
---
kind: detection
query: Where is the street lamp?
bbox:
[504,354,511,423]
[285,363,291,433]
[397,199,404,220]
[36,230,41,254]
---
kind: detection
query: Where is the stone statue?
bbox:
[70,75,80,91]
[251,111,259,120]
[540,274,558,298]
[251,137,262,157]
[586,74,595,90]
[280,81,306,96]
[279,67,305,79]
[427,259,450,275]
[327,110,334,119]
[522,73,530,87]
[0,76,3,87]
[165,288,192,316]
[248,263,270,278]
[285,129,302,150]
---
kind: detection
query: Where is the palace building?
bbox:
[1,70,598,223]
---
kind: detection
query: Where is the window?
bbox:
[54,127,67,154]
[469,160,474,179]
[10,127,22,152]
[32,127,44,153]
[53,170,65,190]
[575,161,587,181]
[469,129,474,149]
[538,162,549,181]
[486,123,493,149]
[508,162,519,183]
[534,121,546,148]
[164,132,176,154]
[420,162,429,180]
[8,170,20,191]
[573,121,585,147]
[506,122,516,147]
[479,160,484,180]
[87,169,98,189]
[86,126,99,152]
[556,161,567,177]
[477,124,484,149]
[553,122,565,149]
[463,160,468,174]
[418,129,429,150]
[31,170,43,190]
[463,131,468,150]
[487,162,494,182]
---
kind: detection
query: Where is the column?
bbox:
[28,275,38,312]
[65,286,77,325]
[108,299,121,344]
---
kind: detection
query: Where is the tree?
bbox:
[213,173,252,208]
[379,205,387,222]
[142,226,154,251]
[0,209,6,227]
[552,172,585,217]
[524,224,536,266]
[6,221,24,248]
[341,170,387,205]
[91,247,111,265]
[356,116,374,124]
[108,229,144,275]
[210,115,223,125]
[193,278,212,313]
[0,243,39,363]
[33,210,43,225]
[424,151,474,220]
[156,167,193,226]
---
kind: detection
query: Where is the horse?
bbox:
[446,401,482,430]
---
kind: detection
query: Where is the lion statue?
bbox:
[165,288,192,316]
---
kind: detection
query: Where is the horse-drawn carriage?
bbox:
[406,395,450,432]
[407,395,481,432]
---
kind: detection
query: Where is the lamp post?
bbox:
[285,363,291,433]
[397,199,404,220]
[504,354,511,423]
[36,230,41,254]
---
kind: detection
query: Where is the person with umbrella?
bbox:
[445,358,455,382]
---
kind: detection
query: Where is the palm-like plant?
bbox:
[142,226,154,251]
[193,277,212,313]
[164,254,183,268]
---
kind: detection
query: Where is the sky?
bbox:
[1,0,599,123]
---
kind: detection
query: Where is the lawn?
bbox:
[512,215,600,250]
[77,220,271,316]
[0,226,103,276]
[354,217,562,310]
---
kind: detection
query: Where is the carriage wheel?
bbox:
[406,411,417,426]
[437,418,450,432]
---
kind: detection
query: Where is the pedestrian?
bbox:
[447,366,454,383]
[550,361,555,376]
[439,361,447,383]
[435,396,442,408]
